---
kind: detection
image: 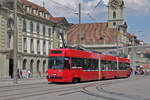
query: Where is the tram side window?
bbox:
[71,58,98,71]
[119,62,122,70]
[105,61,110,71]
[125,63,130,70]
[101,60,117,71]
[72,57,84,68]
[108,61,113,71]
[88,59,98,70]
[112,61,117,70]
[101,60,106,71]
[123,63,126,70]
[71,58,76,68]
[83,59,87,70]
[119,62,126,70]
[93,59,98,70]
[87,59,92,70]
[64,57,70,69]
[82,59,98,71]
[72,58,78,68]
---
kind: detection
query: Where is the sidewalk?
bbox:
[0,78,48,87]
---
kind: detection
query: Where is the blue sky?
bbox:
[30,0,150,44]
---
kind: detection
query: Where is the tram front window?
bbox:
[48,57,70,69]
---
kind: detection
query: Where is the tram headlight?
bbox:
[53,73,57,76]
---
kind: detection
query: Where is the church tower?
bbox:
[108,0,125,28]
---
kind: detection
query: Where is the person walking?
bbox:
[38,71,41,78]
[27,70,31,78]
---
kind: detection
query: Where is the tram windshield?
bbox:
[48,56,70,69]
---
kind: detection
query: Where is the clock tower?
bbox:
[108,0,125,29]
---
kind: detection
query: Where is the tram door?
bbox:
[9,59,13,78]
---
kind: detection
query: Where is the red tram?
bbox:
[47,48,131,83]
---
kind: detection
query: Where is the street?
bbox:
[0,76,150,100]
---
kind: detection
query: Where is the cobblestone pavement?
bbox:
[0,78,47,87]
[0,76,150,100]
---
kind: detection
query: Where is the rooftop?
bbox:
[67,22,116,45]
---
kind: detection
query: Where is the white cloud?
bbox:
[29,0,150,20]
[124,0,150,14]
[29,0,105,17]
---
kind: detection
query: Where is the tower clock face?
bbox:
[110,0,124,8]
[111,1,118,9]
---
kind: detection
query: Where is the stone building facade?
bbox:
[0,0,69,78]
[135,47,150,68]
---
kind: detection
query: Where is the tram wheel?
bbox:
[72,78,80,83]
[102,77,105,80]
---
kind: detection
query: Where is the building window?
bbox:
[30,39,34,53]
[81,37,84,41]
[113,11,116,19]
[48,41,51,50]
[30,21,33,33]
[7,18,13,30]
[37,60,40,73]
[113,22,116,26]
[23,59,27,70]
[45,14,48,19]
[43,41,46,55]
[43,26,45,36]
[23,38,27,52]
[99,37,104,40]
[43,61,46,75]
[36,23,40,34]
[8,35,11,48]
[23,20,26,32]
[30,60,34,73]
[27,7,30,13]
[48,28,51,37]
[29,7,32,14]
[37,40,40,54]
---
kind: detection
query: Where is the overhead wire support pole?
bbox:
[78,3,81,46]
[132,35,135,76]
[117,27,119,57]
[13,0,18,84]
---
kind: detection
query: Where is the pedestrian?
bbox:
[22,69,26,78]
[20,69,23,79]
[27,70,31,78]
[26,70,29,79]
[38,71,41,77]
[17,69,20,79]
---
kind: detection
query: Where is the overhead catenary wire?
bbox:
[42,0,105,23]
[94,0,103,9]
[82,0,105,22]
[49,0,76,12]
[45,0,97,22]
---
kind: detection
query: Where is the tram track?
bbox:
[0,81,101,100]
[79,79,131,100]
[0,77,145,100]
[58,78,130,97]
[0,82,51,92]
[0,81,47,89]
[81,77,150,100]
